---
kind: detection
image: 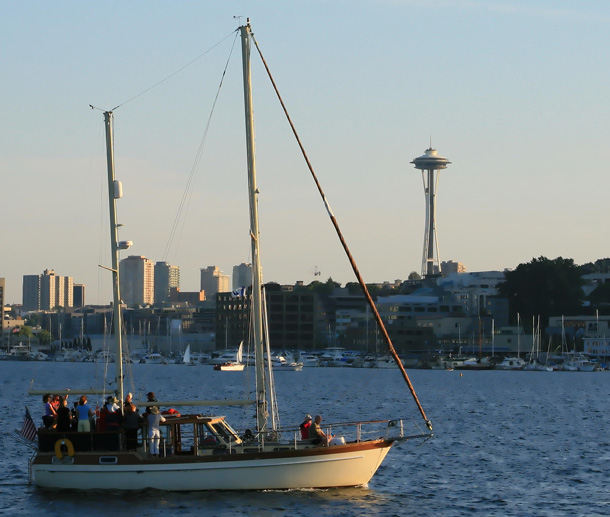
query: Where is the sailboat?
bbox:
[26,21,432,491]
[181,344,196,366]
[213,341,245,371]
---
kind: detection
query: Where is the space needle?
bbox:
[411,147,451,278]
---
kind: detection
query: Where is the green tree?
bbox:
[38,330,53,346]
[498,256,583,326]
[18,326,33,337]
[408,271,421,280]
[344,281,384,298]
[321,277,341,295]
[297,278,341,297]
[365,284,381,298]
[580,258,610,275]
[25,313,40,327]
[345,282,361,295]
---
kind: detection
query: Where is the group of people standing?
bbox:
[43,393,94,432]
[41,391,166,455]
[299,414,331,445]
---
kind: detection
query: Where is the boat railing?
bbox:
[276,418,432,446]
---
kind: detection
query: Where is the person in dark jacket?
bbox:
[123,402,141,450]
[56,396,72,432]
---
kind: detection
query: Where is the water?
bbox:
[2,362,610,516]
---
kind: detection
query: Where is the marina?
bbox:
[3,345,610,372]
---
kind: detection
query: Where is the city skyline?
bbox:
[2,2,610,304]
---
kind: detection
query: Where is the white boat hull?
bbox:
[495,357,526,370]
[374,358,400,369]
[214,363,245,371]
[273,364,303,372]
[32,440,393,491]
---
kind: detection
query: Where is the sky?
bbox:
[2,1,610,305]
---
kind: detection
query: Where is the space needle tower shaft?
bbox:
[411,147,451,278]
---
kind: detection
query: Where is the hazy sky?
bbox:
[2,1,609,305]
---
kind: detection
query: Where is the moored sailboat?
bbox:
[26,21,432,491]
[213,342,246,371]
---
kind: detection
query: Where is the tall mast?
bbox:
[103,111,124,407]
[240,22,268,433]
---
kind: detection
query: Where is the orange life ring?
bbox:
[54,438,75,459]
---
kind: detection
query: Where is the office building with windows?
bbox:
[120,256,154,306]
[154,261,180,305]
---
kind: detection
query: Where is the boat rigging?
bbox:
[25,20,433,491]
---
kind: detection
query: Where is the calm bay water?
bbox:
[2,362,610,516]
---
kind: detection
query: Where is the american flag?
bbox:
[20,406,38,442]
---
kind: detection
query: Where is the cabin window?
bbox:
[208,421,241,445]
[208,423,233,443]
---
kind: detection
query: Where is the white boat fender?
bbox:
[54,439,75,459]
[329,436,345,446]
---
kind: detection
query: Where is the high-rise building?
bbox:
[73,284,86,308]
[23,275,41,311]
[232,263,252,290]
[55,273,73,309]
[40,269,57,310]
[200,266,230,300]
[154,261,180,304]
[120,256,154,306]
[23,269,74,311]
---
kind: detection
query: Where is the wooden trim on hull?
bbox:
[32,439,394,491]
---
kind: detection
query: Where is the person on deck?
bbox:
[124,392,135,408]
[75,395,94,432]
[56,396,72,432]
[51,395,61,413]
[144,391,157,417]
[105,397,123,432]
[147,406,166,457]
[299,414,312,439]
[97,398,109,431]
[42,393,57,429]
[309,415,330,446]
[124,402,141,451]
[106,395,119,413]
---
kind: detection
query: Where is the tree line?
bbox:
[499,256,610,327]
